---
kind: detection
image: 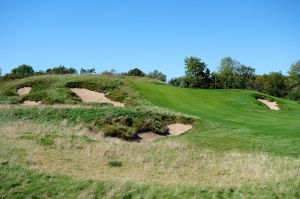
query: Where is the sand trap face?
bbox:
[138,132,164,142]
[258,99,280,110]
[138,123,192,142]
[22,100,42,106]
[167,123,192,135]
[70,88,125,107]
[17,87,32,96]
[17,87,42,105]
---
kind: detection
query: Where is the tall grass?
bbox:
[0,121,299,198]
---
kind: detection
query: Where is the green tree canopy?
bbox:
[235,65,255,89]
[263,72,287,98]
[127,68,145,76]
[287,60,300,100]
[148,70,167,82]
[288,60,300,87]
[184,56,210,88]
[80,68,96,75]
[10,64,35,79]
[218,57,239,89]
[46,65,77,74]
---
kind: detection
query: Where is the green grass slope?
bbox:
[133,81,300,157]
[0,75,140,106]
[0,75,300,198]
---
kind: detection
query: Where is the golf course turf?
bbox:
[133,81,300,157]
[0,75,299,198]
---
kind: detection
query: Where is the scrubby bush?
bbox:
[135,119,168,135]
[287,87,300,101]
[101,69,117,75]
[46,65,77,74]
[169,77,182,87]
[108,160,123,167]
[127,68,145,76]
[80,68,96,75]
[148,70,167,82]
[4,65,35,80]
[96,111,192,140]
[102,124,136,140]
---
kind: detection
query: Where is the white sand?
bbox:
[138,132,164,142]
[138,123,193,142]
[70,88,125,107]
[258,99,280,110]
[167,123,192,135]
[22,100,42,106]
[17,87,32,95]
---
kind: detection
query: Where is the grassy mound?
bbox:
[0,75,139,106]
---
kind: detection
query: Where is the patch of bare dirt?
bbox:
[258,99,280,110]
[17,87,32,95]
[22,101,42,106]
[70,88,125,107]
[167,123,192,135]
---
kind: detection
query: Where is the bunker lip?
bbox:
[138,123,192,142]
[17,87,32,96]
[70,88,125,107]
[22,100,42,106]
[138,132,164,142]
[167,123,192,135]
[258,99,280,110]
[17,87,42,105]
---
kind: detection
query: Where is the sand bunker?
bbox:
[17,87,32,95]
[70,88,125,107]
[22,100,42,106]
[17,87,42,105]
[138,132,164,142]
[258,99,280,110]
[138,123,192,142]
[167,123,193,135]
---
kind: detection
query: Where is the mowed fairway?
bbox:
[133,81,300,157]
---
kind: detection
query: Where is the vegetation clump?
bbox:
[108,160,123,168]
[96,112,191,140]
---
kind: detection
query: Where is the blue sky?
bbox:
[0,0,299,79]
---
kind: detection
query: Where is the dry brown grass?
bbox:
[1,121,299,189]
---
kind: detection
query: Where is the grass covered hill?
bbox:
[0,75,141,106]
[133,82,300,157]
[0,74,299,198]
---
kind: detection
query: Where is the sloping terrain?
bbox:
[0,75,300,198]
[133,81,300,157]
[0,75,140,106]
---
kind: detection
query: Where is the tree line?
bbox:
[1,57,299,101]
[169,56,300,101]
[0,65,167,82]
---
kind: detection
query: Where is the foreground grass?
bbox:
[1,121,299,198]
[1,164,299,199]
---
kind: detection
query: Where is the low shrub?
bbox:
[135,119,168,135]
[102,124,136,140]
[108,160,123,167]
[96,111,193,140]
[38,135,55,146]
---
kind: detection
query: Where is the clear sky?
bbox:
[0,0,299,79]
